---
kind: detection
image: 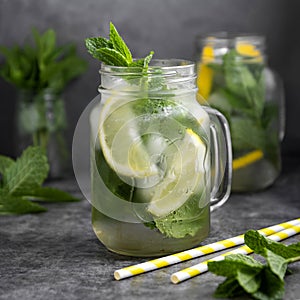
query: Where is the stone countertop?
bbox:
[0,157,300,300]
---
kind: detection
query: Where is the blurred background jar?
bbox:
[15,88,68,178]
[0,28,87,179]
[196,33,285,192]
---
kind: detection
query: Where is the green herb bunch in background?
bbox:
[0,146,79,215]
[0,28,87,93]
[0,28,87,177]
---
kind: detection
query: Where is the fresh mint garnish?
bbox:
[109,22,132,63]
[0,146,79,215]
[208,230,300,300]
[85,22,154,69]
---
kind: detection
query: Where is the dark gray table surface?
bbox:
[1,157,300,300]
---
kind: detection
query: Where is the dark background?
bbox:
[1,0,300,158]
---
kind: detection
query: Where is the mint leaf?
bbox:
[214,277,245,298]
[96,47,129,66]
[210,230,300,299]
[245,230,300,259]
[85,22,153,68]
[0,155,15,175]
[143,51,154,69]
[208,254,263,277]
[24,186,80,202]
[223,50,265,120]
[129,51,154,69]
[286,242,300,254]
[2,146,49,195]
[0,146,80,214]
[252,268,285,300]
[236,268,261,294]
[231,117,266,151]
[0,192,46,214]
[109,22,132,62]
[153,194,209,238]
[265,249,287,280]
[85,37,112,60]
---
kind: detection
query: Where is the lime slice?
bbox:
[147,128,207,217]
[98,98,161,187]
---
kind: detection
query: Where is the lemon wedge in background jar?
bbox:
[147,128,207,218]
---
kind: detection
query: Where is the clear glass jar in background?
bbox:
[83,60,232,257]
[196,34,285,192]
[15,88,68,178]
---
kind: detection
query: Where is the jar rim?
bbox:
[99,59,195,75]
[197,32,265,45]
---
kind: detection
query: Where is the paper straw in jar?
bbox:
[114,217,300,280]
[170,223,300,284]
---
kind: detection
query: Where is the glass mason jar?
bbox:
[15,88,68,178]
[196,34,285,192]
[87,60,232,257]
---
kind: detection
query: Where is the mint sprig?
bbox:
[0,146,79,215]
[85,22,154,68]
[208,230,300,300]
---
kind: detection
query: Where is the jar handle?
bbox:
[203,106,232,211]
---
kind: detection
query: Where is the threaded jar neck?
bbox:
[98,59,197,95]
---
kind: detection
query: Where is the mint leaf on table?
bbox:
[0,192,46,214]
[2,146,48,196]
[23,186,79,202]
[245,229,300,259]
[214,277,245,298]
[208,254,263,277]
[208,254,263,296]
[252,267,285,300]
[208,230,300,300]
[0,146,80,215]
[236,268,262,294]
[264,249,287,280]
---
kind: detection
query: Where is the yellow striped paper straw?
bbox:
[114,217,300,280]
[171,223,300,284]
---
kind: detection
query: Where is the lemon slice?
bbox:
[236,43,261,57]
[197,45,215,102]
[98,98,161,187]
[147,128,207,217]
[235,42,263,63]
[233,149,263,170]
